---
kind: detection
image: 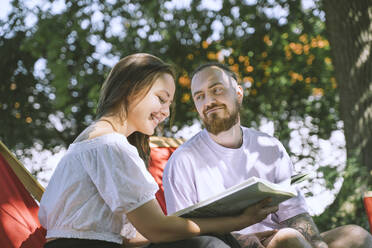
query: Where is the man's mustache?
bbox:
[203,103,226,116]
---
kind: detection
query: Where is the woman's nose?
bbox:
[160,105,170,119]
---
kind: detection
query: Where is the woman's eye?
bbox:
[158,96,166,103]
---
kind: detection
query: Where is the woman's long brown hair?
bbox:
[96,53,175,165]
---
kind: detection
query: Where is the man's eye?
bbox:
[195,94,204,101]
[214,87,223,94]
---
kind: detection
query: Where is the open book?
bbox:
[172,173,308,218]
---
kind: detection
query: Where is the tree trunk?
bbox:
[315,0,372,230]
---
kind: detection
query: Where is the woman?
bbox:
[38,53,278,248]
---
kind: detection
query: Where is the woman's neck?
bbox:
[99,116,132,137]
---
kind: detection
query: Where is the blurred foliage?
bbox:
[315,0,372,232]
[0,0,337,157]
[0,0,370,231]
[314,154,370,231]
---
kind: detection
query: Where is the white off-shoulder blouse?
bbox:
[38,133,159,244]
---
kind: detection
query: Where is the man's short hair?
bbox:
[190,62,238,82]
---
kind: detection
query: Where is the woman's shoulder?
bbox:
[72,121,116,144]
[71,121,132,147]
[68,121,132,153]
[68,132,128,153]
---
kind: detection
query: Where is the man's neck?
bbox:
[208,122,243,149]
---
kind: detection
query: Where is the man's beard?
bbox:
[202,99,240,135]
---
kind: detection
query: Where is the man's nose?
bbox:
[204,93,217,107]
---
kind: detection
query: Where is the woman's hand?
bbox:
[122,231,150,247]
[312,240,329,248]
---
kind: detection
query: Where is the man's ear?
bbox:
[236,85,244,104]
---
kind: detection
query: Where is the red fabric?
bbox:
[0,154,46,248]
[364,196,372,234]
[148,147,178,215]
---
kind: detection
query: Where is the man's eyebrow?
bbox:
[192,90,203,97]
[208,82,223,89]
[192,82,223,97]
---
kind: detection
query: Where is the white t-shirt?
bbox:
[163,127,308,235]
[39,133,158,244]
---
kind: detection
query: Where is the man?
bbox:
[163,62,372,248]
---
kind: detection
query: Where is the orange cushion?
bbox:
[148,147,178,215]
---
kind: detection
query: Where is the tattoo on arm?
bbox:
[73,125,97,143]
[280,213,323,244]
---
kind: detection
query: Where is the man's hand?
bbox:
[240,198,279,227]
[233,230,277,248]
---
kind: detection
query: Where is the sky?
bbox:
[1,0,343,216]
[0,1,11,20]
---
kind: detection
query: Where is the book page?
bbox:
[174,177,297,218]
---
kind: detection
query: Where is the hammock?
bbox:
[0,141,46,248]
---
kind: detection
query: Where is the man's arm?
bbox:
[280,213,328,248]
[163,152,198,214]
